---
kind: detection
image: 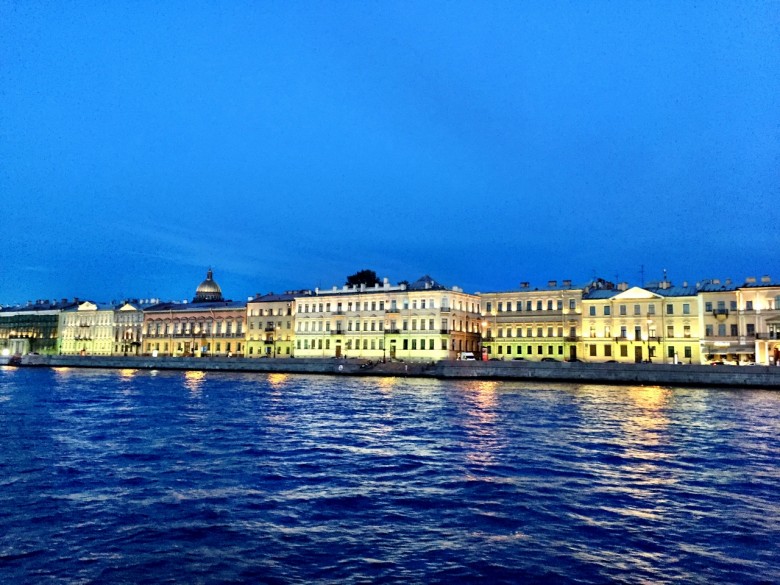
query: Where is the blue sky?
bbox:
[1,1,778,304]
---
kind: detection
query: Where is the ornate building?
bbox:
[59,301,117,355]
[293,276,481,361]
[142,269,246,357]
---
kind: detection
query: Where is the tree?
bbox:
[346,269,381,287]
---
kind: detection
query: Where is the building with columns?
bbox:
[142,269,246,357]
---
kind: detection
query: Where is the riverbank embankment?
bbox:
[4,354,779,388]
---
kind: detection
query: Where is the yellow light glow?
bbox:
[184,370,205,392]
[267,373,289,388]
[119,369,137,379]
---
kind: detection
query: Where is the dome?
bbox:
[193,268,223,303]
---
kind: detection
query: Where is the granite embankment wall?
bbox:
[6,354,780,388]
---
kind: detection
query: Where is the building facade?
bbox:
[293,276,481,361]
[581,281,701,364]
[142,270,246,357]
[737,276,780,365]
[59,301,117,355]
[0,299,78,355]
[478,279,585,362]
[246,291,309,358]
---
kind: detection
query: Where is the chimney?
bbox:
[746,277,756,284]
[761,275,771,283]
[712,278,720,285]
[682,281,688,288]
[617,282,628,291]
[520,282,530,289]
[562,279,572,288]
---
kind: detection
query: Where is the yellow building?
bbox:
[246,291,310,358]
[696,279,745,364]
[142,269,247,357]
[582,280,701,364]
[293,275,481,361]
[736,276,780,365]
[478,279,585,362]
[59,301,117,355]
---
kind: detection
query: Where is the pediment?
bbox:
[78,301,98,311]
[612,287,662,300]
[118,303,138,312]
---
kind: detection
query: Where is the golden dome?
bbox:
[193,268,223,302]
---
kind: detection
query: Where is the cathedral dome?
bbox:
[193,268,223,303]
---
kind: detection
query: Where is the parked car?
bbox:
[540,357,559,362]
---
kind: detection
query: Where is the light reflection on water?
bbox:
[0,369,778,584]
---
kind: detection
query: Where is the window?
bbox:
[746,300,753,310]
[497,302,503,312]
[747,324,755,335]
[589,306,596,316]
[604,306,611,316]
[569,299,576,310]
[684,346,692,359]
[667,325,674,338]
[666,304,674,315]
[557,300,563,310]
[537,345,543,355]
[620,346,628,357]
[506,301,513,311]
[705,325,713,336]
[486,302,492,313]
[634,304,641,316]
[684,325,691,338]
[648,304,655,315]
[590,345,597,357]
[620,326,627,338]
[668,346,675,358]
[730,324,738,336]
[683,303,690,315]
[619,305,627,316]
[536,300,542,311]
[604,345,612,357]
[526,301,532,311]
[547,300,553,310]
[718,324,726,336]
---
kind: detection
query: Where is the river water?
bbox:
[1,367,779,584]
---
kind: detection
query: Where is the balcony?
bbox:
[440,307,451,313]
[330,330,345,335]
[264,326,276,332]
[385,308,400,314]
[331,311,345,316]
[386,328,401,334]
[713,309,729,320]
[439,329,450,334]
[756,332,780,340]
[564,336,580,342]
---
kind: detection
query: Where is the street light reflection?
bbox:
[184,370,205,393]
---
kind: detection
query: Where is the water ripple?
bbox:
[1,367,779,583]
